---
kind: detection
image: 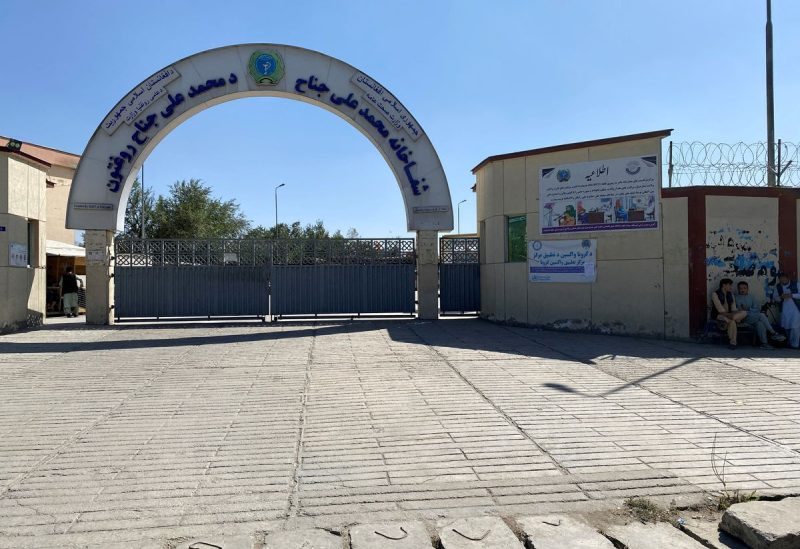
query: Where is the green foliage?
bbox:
[244,220,348,240]
[123,178,156,238]
[123,179,357,240]
[139,179,248,239]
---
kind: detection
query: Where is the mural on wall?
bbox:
[705,225,778,302]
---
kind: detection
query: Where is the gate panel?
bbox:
[271,238,415,316]
[439,237,480,313]
[114,239,270,318]
[272,264,415,315]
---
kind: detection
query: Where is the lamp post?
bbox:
[457,199,467,234]
[274,183,285,235]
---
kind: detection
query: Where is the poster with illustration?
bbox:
[539,155,659,234]
[529,239,597,283]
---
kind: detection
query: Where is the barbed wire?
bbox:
[667,141,799,187]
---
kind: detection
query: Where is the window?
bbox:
[26,220,38,268]
[506,215,527,262]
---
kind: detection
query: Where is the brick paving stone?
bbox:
[1,319,799,546]
[517,514,614,548]
[349,521,434,549]
[604,522,706,549]
[680,518,750,549]
[263,528,344,549]
[438,516,523,549]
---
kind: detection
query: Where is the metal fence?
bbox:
[667,140,799,187]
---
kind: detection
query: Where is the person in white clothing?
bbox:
[772,272,800,349]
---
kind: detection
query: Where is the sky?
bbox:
[2,0,799,238]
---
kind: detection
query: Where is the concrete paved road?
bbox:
[1,319,798,547]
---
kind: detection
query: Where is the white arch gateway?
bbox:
[67,44,453,324]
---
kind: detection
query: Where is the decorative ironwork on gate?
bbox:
[272,238,415,265]
[114,238,415,266]
[440,237,480,264]
[114,239,271,266]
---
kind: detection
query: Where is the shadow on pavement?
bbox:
[1,318,792,365]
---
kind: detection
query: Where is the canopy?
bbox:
[46,240,85,257]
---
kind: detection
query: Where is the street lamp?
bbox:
[274,183,285,235]
[457,199,467,234]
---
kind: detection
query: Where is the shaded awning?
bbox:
[46,240,85,257]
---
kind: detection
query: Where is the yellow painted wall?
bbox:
[476,135,675,337]
[0,154,47,332]
[45,170,76,245]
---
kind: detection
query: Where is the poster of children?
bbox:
[539,155,659,234]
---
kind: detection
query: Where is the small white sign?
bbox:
[9,243,28,267]
[529,239,597,283]
[86,250,106,264]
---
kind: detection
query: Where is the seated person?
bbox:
[711,278,747,349]
[735,281,786,349]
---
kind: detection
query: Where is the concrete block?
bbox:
[604,522,705,549]
[438,516,523,548]
[517,515,614,548]
[349,521,434,548]
[263,529,344,549]
[680,518,749,549]
[721,497,800,549]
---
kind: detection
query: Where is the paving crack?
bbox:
[286,326,315,519]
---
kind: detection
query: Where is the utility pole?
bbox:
[766,0,776,186]
[274,183,285,236]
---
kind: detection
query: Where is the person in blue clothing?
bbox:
[772,272,800,349]
[735,281,785,349]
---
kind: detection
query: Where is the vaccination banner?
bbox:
[529,239,597,283]
[539,155,659,234]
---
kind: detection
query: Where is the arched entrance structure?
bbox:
[67,44,453,324]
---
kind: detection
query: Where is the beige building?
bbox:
[0,137,81,332]
[473,130,800,339]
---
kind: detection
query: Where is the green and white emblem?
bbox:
[248,50,284,85]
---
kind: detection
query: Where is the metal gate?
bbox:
[114,239,271,318]
[272,238,415,316]
[439,236,480,314]
[114,237,415,319]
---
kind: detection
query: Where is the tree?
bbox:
[243,220,350,240]
[149,179,249,239]
[123,178,156,238]
[123,180,358,240]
